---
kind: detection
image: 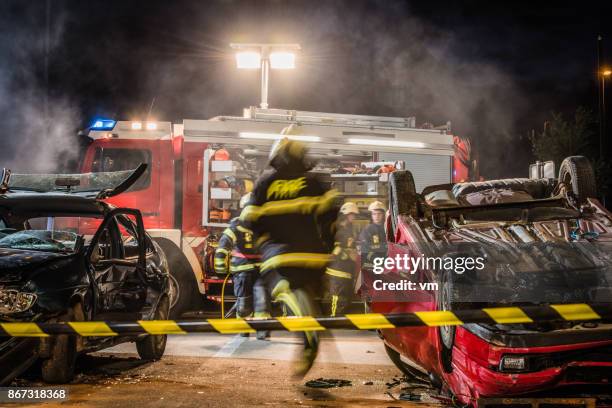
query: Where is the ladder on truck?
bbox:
[242,106,451,132]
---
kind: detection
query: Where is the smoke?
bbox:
[0,0,531,177]
[140,0,528,177]
[0,1,79,173]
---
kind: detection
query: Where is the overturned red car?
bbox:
[371,156,612,405]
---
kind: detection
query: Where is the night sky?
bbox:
[0,0,610,178]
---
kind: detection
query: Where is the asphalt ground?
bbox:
[8,330,447,407]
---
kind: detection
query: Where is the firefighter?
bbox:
[241,126,338,376]
[325,202,359,317]
[214,193,264,338]
[359,201,388,265]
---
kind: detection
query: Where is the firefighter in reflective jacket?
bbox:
[325,202,359,317]
[359,201,388,265]
[214,193,262,336]
[241,127,338,376]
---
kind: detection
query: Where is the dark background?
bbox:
[0,0,610,179]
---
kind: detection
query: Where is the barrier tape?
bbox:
[1,303,611,337]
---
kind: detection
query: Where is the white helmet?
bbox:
[239,192,252,209]
[368,201,386,212]
[340,202,359,215]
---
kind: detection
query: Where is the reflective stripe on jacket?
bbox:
[241,170,339,274]
[214,217,260,275]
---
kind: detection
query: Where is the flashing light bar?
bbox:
[239,132,320,142]
[91,119,116,131]
[348,138,425,149]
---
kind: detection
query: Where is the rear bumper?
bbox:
[451,327,612,399]
[0,337,39,385]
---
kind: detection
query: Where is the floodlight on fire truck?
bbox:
[235,51,261,69]
[239,132,320,142]
[231,43,301,109]
[348,138,425,149]
[269,52,295,69]
[90,119,116,131]
[131,122,143,130]
[146,122,157,130]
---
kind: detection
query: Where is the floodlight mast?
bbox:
[231,43,300,109]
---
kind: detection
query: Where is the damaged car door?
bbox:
[89,210,147,318]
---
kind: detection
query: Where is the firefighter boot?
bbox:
[256,330,270,340]
[271,279,319,377]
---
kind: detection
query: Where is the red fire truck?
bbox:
[81,107,474,317]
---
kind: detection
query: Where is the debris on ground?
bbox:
[384,373,454,406]
[363,381,374,385]
[399,392,421,401]
[305,378,352,389]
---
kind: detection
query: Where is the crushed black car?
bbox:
[0,165,170,384]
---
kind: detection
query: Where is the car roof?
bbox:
[0,192,111,216]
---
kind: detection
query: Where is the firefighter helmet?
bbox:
[239,192,252,209]
[269,137,309,170]
[340,202,359,215]
[368,201,386,212]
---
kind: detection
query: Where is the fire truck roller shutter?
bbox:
[379,153,452,193]
[152,238,204,318]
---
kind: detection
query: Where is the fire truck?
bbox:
[81,107,474,317]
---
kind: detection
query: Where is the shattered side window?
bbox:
[92,148,151,192]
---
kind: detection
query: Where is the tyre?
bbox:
[153,238,203,318]
[558,156,597,205]
[437,269,454,373]
[136,296,169,361]
[388,170,418,238]
[41,303,81,383]
[384,344,430,382]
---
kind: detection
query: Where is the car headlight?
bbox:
[0,289,37,314]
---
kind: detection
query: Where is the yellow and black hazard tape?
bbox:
[1,303,611,337]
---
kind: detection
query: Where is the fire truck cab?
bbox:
[82,108,473,317]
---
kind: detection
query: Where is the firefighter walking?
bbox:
[214,193,268,339]
[241,126,338,376]
[325,202,359,317]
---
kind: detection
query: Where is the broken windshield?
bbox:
[4,164,147,199]
[0,230,79,253]
[0,216,92,253]
[7,169,135,194]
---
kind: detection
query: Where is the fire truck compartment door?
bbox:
[378,153,451,193]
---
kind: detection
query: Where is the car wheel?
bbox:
[136,296,169,361]
[437,269,455,373]
[153,238,203,318]
[41,303,82,384]
[388,170,418,238]
[558,156,596,205]
[383,344,430,382]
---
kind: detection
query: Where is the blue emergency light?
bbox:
[90,118,116,131]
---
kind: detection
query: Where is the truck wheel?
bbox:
[558,156,596,205]
[154,238,203,318]
[136,296,169,361]
[41,303,81,383]
[388,170,418,238]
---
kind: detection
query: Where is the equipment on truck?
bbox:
[83,108,474,316]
